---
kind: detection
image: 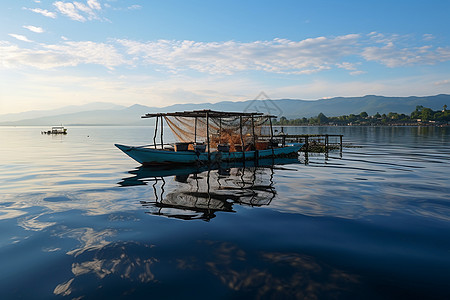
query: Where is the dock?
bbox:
[262,134,344,153]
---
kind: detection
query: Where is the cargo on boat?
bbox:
[115,109,303,165]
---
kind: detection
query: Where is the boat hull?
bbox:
[115,143,303,166]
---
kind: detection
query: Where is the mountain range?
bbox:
[1,94,449,126]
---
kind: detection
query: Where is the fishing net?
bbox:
[164,115,271,152]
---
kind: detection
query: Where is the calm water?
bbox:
[0,126,449,299]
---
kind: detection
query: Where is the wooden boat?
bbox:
[115,109,303,166]
[41,126,67,134]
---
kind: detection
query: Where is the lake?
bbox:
[0,126,449,299]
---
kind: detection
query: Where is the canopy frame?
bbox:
[143,109,276,161]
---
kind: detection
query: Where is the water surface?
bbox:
[0,126,449,299]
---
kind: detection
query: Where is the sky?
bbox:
[1,0,450,114]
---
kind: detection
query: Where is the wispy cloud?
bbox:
[8,34,33,43]
[362,32,450,67]
[117,34,361,75]
[1,34,449,74]
[0,40,127,69]
[127,5,142,10]
[25,7,57,18]
[362,43,450,67]
[23,25,44,33]
[104,3,142,11]
[53,2,86,22]
[87,0,101,10]
[434,79,450,86]
[423,34,435,41]
[53,0,102,22]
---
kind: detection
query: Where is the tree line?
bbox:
[274,105,449,126]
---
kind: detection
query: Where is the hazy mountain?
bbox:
[1,94,448,125]
[0,102,125,123]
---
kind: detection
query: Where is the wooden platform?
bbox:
[261,134,344,153]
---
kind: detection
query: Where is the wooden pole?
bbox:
[240,116,245,161]
[160,115,164,149]
[153,116,159,149]
[219,117,222,145]
[251,116,257,160]
[269,117,274,140]
[269,117,274,156]
[194,117,197,144]
[206,112,210,161]
[305,136,309,152]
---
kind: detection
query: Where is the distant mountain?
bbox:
[1,94,448,125]
[0,102,125,123]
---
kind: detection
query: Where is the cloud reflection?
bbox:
[51,237,359,299]
[199,241,359,299]
[53,241,158,297]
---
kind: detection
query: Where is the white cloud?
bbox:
[26,7,57,18]
[8,34,33,43]
[1,34,449,75]
[350,70,366,76]
[53,0,103,22]
[127,5,142,10]
[272,76,450,101]
[423,34,435,41]
[336,62,358,71]
[0,40,127,69]
[54,1,86,22]
[117,34,362,75]
[362,43,450,67]
[23,25,44,33]
[434,79,450,86]
[87,0,101,10]
[44,41,127,68]
[73,2,98,20]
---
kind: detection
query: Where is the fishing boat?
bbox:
[115,110,303,165]
[41,126,67,134]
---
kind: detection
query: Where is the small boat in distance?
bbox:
[115,109,303,166]
[41,126,67,135]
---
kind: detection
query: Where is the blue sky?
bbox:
[1,0,449,114]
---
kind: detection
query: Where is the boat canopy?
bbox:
[142,109,276,119]
[142,110,276,151]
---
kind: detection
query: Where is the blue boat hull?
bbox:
[115,143,303,165]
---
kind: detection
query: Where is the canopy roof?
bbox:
[142,109,274,148]
[142,109,276,119]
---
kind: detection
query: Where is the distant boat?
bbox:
[41,126,67,135]
[116,109,303,166]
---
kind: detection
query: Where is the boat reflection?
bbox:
[118,158,300,221]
